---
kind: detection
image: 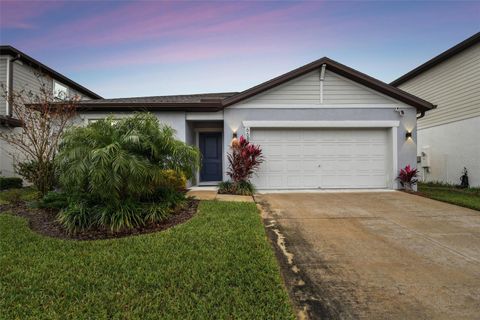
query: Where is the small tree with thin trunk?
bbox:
[0,75,79,194]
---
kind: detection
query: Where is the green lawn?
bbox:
[0,201,294,319]
[418,183,480,211]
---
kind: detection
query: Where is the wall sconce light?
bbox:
[405,131,412,140]
[231,131,239,147]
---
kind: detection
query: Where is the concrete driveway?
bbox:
[257,191,480,319]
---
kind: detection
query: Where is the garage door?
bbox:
[250,128,389,189]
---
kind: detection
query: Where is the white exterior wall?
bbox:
[0,127,16,177]
[417,116,480,186]
[398,42,480,186]
[78,111,187,141]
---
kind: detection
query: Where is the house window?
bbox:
[53,81,68,100]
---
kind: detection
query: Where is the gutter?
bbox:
[27,101,224,113]
[416,111,426,120]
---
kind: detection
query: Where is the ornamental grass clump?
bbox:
[55,113,200,232]
[219,136,264,196]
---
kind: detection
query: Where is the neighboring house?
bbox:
[391,33,480,187]
[76,57,434,190]
[0,45,102,176]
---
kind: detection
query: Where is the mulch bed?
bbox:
[0,199,199,241]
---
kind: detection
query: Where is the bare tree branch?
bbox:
[0,72,79,194]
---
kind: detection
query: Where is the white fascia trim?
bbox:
[242,120,400,128]
[186,111,223,120]
[229,103,412,109]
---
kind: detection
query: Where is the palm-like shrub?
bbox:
[55,113,200,232]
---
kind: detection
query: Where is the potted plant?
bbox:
[397,165,418,191]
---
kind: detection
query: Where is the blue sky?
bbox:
[0,0,478,98]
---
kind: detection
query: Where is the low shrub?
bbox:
[56,190,185,233]
[218,181,235,194]
[236,180,256,195]
[0,177,23,190]
[1,188,24,204]
[39,191,69,210]
[218,180,256,196]
[15,160,56,195]
[158,169,187,191]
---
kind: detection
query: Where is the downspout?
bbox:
[416,111,425,120]
[6,54,21,117]
[319,64,326,104]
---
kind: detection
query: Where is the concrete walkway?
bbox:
[186,189,254,202]
[257,191,480,319]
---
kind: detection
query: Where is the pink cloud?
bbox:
[73,37,284,71]
[21,1,323,51]
[0,1,61,29]
[22,1,247,48]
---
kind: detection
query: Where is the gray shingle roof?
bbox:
[80,92,238,104]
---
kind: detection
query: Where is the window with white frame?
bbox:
[53,81,68,100]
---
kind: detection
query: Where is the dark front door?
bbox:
[199,132,222,182]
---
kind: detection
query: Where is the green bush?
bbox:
[39,191,69,210]
[158,169,187,191]
[15,160,56,195]
[55,113,200,232]
[1,188,23,204]
[0,177,23,190]
[218,180,256,196]
[218,181,235,194]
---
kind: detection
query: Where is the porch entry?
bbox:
[199,132,223,182]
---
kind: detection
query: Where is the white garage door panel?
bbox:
[251,128,389,189]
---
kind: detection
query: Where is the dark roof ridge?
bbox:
[390,32,480,86]
[0,45,102,99]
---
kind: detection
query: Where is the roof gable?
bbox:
[0,45,102,99]
[223,57,435,112]
[236,68,398,106]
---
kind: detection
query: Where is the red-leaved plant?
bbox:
[397,165,418,190]
[227,136,264,183]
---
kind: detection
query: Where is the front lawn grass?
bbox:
[0,201,294,319]
[418,182,480,211]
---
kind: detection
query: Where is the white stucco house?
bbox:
[1,45,436,190]
[392,32,480,187]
